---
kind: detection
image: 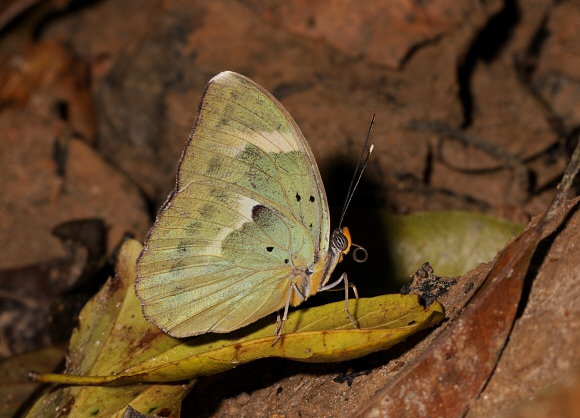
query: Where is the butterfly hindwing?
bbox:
[136,72,330,337]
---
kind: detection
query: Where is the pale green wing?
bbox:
[136,71,330,337]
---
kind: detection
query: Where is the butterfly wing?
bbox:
[136,71,330,337]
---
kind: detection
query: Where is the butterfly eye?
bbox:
[331,229,349,252]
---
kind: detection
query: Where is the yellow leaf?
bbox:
[24,240,193,418]
[0,346,64,418]
[31,241,444,389]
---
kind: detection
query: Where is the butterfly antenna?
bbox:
[338,114,375,229]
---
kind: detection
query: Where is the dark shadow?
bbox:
[48,219,117,345]
[320,153,401,298]
[457,0,520,127]
[0,0,104,40]
[520,14,549,78]
[33,0,105,39]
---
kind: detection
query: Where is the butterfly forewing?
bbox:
[136,71,331,337]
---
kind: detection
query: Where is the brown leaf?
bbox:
[0,40,96,142]
[241,0,503,69]
[352,141,580,417]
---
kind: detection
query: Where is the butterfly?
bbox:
[135,71,371,340]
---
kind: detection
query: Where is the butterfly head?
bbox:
[331,227,352,261]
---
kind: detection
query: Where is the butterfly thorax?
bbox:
[290,227,351,306]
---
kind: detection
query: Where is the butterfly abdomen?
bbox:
[289,252,328,306]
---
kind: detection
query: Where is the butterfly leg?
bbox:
[273,281,305,345]
[320,273,359,329]
[339,273,359,329]
[274,311,282,335]
[349,280,359,300]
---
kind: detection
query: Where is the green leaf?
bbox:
[350,210,524,287]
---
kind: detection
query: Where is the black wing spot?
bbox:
[296,193,301,202]
[251,204,267,221]
[309,195,315,202]
[266,246,274,252]
[284,259,289,264]
[309,223,313,228]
